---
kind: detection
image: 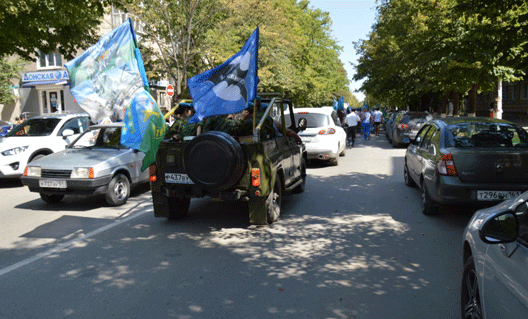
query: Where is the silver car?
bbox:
[461,191,528,318]
[21,123,149,206]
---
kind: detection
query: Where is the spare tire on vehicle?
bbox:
[183,131,246,192]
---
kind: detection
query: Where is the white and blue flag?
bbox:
[187,27,259,124]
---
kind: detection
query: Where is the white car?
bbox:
[0,113,90,178]
[461,191,528,318]
[285,107,346,165]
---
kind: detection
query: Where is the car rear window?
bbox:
[446,122,528,148]
[289,113,330,128]
[400,114,433,125]
[6,118,61,136]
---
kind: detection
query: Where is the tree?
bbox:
[0,56,27,104]
[0,0,110,60]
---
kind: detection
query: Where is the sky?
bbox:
[307,0,379,102]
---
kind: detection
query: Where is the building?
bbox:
[1,8,171,123]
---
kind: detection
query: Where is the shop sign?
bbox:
[22,70,69,82]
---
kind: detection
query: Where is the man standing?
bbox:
[345,109,360,147]
[372,108,383,136]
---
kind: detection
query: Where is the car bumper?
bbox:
[304,142,339,160]
[21,176,113,195]
[434,176,528,205]
[0,154,27,178]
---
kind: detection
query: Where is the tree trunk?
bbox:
[453,92,460,117]
[467,83,479,117]
[441,91,450,118]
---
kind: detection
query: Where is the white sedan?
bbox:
[286,107,346,165]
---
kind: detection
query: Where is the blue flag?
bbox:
[65,19,166,170]
[187,28,259,123]
[338,97,344,110]
[332,97,338,110]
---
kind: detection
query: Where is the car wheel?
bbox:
[105,174,130,206]
[339,144,346,156]
[30,154,47,162]
[404,164,416,187]
[461,256,483,319]
[421,182,439,215]
[292,157,306,194]
[248,174,282,224]
[40,193,64,203]
[167,197,190,220]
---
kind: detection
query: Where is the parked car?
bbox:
[0,113,90,178]
[391,111,433,147]
[21,123,149,206]
[461,191,528,318]
[404,117,528,215]
[385,111,403,141]
[285,107,346,165]
[0,120,12,137]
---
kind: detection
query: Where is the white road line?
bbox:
[0,209,150,278]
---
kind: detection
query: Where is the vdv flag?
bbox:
[337,97,344,110]
[65,18,166,171]
[187,27,259,124]
[332,97,338,111]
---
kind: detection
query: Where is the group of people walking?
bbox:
[342,107,384,148]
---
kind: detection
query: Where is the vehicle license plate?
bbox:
[39,180,67,188]
[477,190,521,201]
[165,173,194,184]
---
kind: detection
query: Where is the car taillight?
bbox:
[318,128,336,135]
[397,124,409,130]
[251,168,261,187]
[438,154,458,176]
[149,165,157,182]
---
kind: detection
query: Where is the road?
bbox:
[0,134,474,319]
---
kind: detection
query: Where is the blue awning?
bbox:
[22,80,69,87]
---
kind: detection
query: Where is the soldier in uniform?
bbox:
[165,103,189,140]
[202,114,235,134]
[180,104,204,139]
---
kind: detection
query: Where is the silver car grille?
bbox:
[41,169,72,178]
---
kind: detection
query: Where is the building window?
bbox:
[111,7,144,35]
[38,50,62,69]
[511,84,516,101]
[503,86,509,102]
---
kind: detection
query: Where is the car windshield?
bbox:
[400,114,433,125]
[447,122,528,148]
[5,118,61,137]
[70,127,127,149]
[288,113,330,128]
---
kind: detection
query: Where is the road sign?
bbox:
[166,84,174,97]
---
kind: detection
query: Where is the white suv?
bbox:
[0,113,90,178]
[286,107,347,165]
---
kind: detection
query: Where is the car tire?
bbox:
[292,157,306,194]
[167,197,190,220]
[461,256,483,319]
[184,131,245,193]
[404,163,416,187]
[105,174,130,206]
[30,154,47,162]
[248,174,282,224]
[421,182,439,215]
[339,144,346,157]
[329,155,339,166]
[40,193,64,203]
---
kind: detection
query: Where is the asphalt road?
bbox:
[0,134,476,319]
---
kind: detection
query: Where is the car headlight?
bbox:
[25,166,41,177]
[1,146,29,156]
[71,167,94,179]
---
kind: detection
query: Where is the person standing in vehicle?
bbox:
[361,107,372,140]
[345,109,360,147]
[372,108,383,136]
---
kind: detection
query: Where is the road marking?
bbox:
[0,209,150,278]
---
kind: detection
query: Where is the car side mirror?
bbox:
[479,211,518,244]
[412,136,421,145]
[62,129,75,138]
[298,118,307,131]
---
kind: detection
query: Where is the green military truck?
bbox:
[149,94,307,225]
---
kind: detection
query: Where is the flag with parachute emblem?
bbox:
[65,18,165,171]
[187,27,259,124]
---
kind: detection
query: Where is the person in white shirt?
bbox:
[372,108,384,136]
[345,109,360,147]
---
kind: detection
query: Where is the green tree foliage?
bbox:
[354,0,528,114]
[0,0,109,60]
[0,56,27,104]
